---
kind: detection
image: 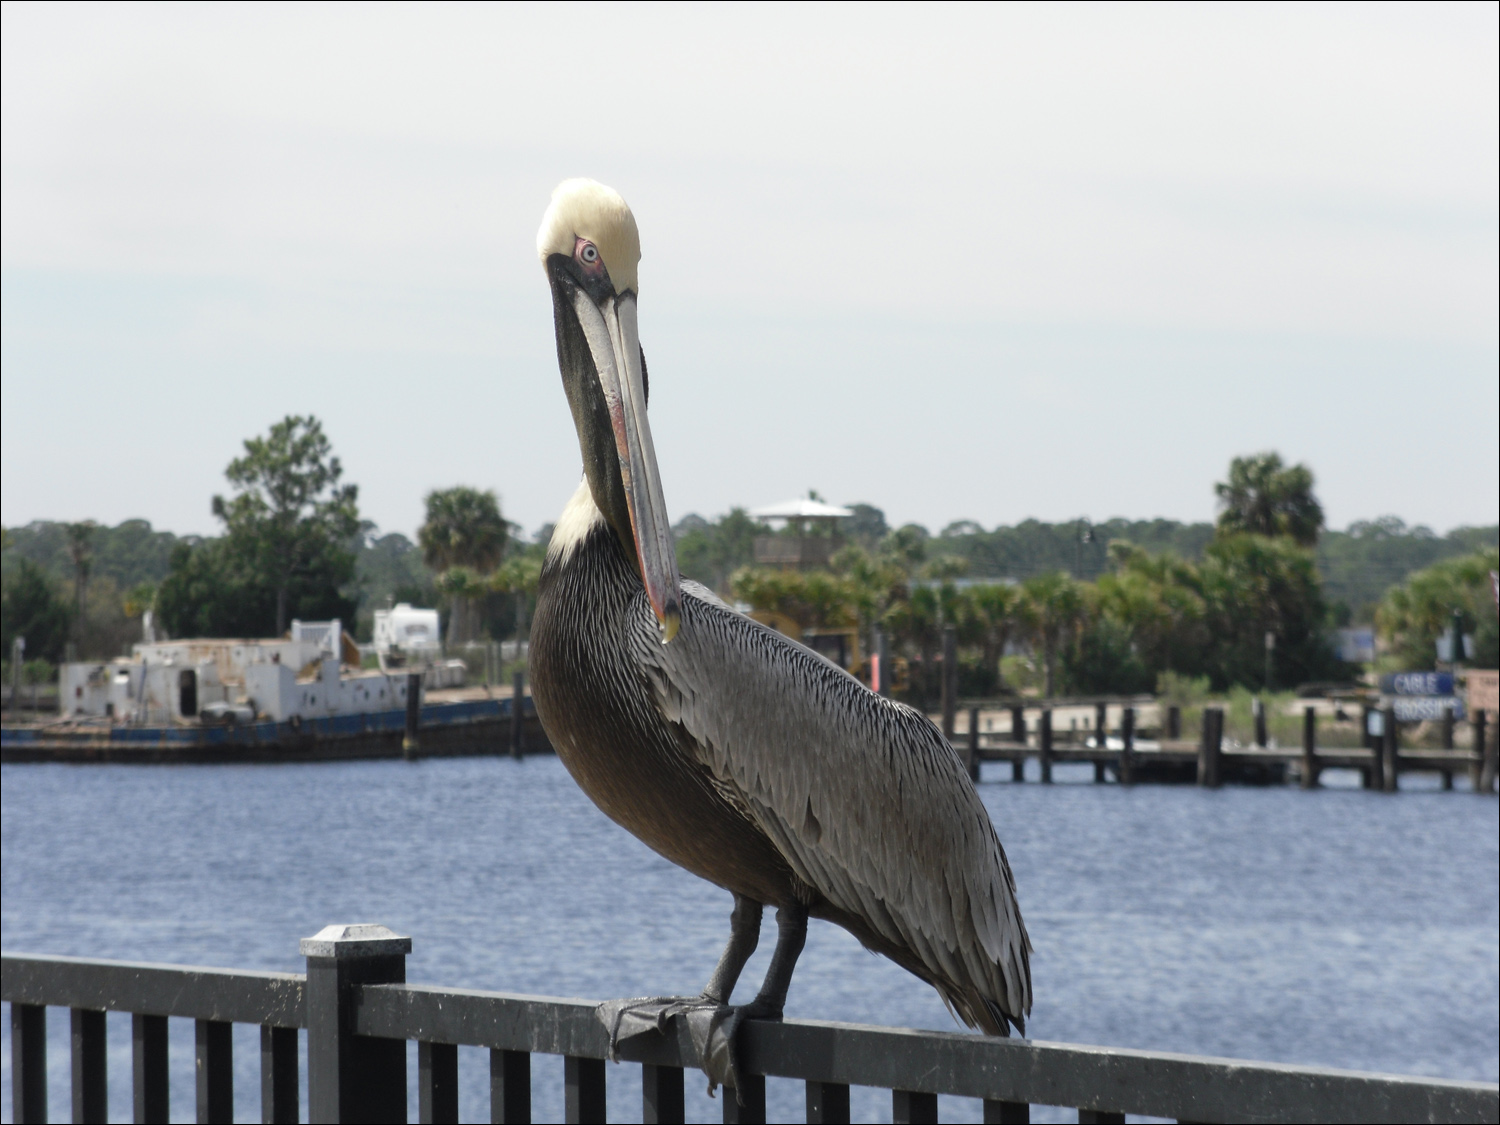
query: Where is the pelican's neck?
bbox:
[546,478,608,568]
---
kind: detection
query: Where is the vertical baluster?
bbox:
[418,1041,458,1124]
[563,1056,605,1124]
[983,1100,1029,1123]
[133,1013,169,1124]
[196,1019,233,1124]
[805,1080,850,1123]
[260,1025,299,1125]
[641,1063,684,1123]
[490,1049,530,1123]
[892,1088,938,1123]
[72,1008,108,1124]
[722,1074,765,1124]
[11,1003,47,1125]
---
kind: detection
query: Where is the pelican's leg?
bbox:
[735,900,808,1018]
[702,894,764,1002]
[595,894,763,1062]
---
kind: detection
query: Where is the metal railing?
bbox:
[4,929,1497,1124]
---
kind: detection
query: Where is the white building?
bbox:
[59,616,459,725]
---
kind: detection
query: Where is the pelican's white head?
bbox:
[538,179,678,642]
[536,178,641,295]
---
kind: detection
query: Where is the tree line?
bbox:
[4,420,1496,700]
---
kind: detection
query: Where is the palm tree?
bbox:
[1214,452,1324,546]
[965,582,1028,693]
[1021,571,1087,698]
[419,487,510,646]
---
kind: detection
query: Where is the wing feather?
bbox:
[634,584,1032,1028]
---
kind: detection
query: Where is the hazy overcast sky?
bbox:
[3,2,1496,539]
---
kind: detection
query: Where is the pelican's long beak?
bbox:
[569,287,682,642]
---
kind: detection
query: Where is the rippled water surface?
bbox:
[2,757,1496,1123]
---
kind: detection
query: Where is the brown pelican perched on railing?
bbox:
[529,178,1031,1090]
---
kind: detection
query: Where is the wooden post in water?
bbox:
[1362,705,1379,789]
[510,671,525,759]
[1301,706,1318,789]
[1381,705,1399,793]
[1094,701,1108,749]
[1119,706,1135,785]
[1440,709,1455,789]
[1011,705,1026,744]
[402,673,421,759]
[1479,709,1497,794]
[1039,710,1053,783]
[1470,709,1487,791]
[1198,707,1222,788]
[966,705,981,783]
[1253,698,1267,748]
[941,626,957,745]
[1167,705,1181,740]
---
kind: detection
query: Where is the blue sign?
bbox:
[1392,696,1465,722]
[1381,671,1454,696]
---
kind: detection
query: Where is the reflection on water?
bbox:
[2,757,1496,1123]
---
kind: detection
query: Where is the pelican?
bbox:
[529,179,1031,1089]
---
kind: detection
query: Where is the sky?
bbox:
[2,2,1496,541]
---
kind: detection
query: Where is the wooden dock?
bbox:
[945,702,1497,792]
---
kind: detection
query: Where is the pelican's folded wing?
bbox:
[631,583,1032,1027]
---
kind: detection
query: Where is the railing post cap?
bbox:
[300,923,412,959]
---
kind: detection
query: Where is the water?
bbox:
[2,757,1496,1123]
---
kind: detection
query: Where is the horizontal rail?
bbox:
[1,953,304,1027]
[6,952,1497,1123]
[355,981,1499,1124]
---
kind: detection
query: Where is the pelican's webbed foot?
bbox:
[595,898,809,1103]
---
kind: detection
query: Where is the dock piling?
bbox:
[402,672,421,759]
[966,706,981,783]
[1039,710,1053,783]
[1198,707,1222,788]
[1301,706,1318,789]
[941,627,957,747]
[1094,701,1108,749]
[1479,710,1497,794]
[511,671,525,759]
[1253,698,1267,748]
[1382,706,1399,792]
[1167,705,1181,739]
[1119,706,1135,785]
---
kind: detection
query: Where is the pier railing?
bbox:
[5,929,1497,1124]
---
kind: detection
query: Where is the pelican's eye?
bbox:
[578,241,599,264]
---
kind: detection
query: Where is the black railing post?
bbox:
[1253,697,1267,748]
[642,1062,684,1123]
[967,705,981,783]
[1167,705,1181,740]
[418,1041,458,1124]
[1441,708,1456,789]
[1094,701,1108,749]
[1301,706,1318,790]
[724,1073,765,1123]
[1382,705,1399,792]
[72,1007,108,1124]
[196,1017,233,1124]
[563,1055,605,1123]
[1039,710,1053,784]
[491,1048,531,1123]
[1010,705,1025,745]
[893,1088,939,1123]
[806,1080,850,1123]
[1119,707,1135,786]
[134,1013,169,1124]
[404,673,422,758]
[983,1099,1030,1123]
[11,1002,47,1124]
[261,1026,299,1125]
[303,923,412,1124]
